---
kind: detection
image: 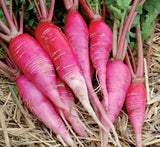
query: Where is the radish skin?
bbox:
[17,75,74,146]
[101,61,131,146]
[89,20,113,109]
[64,9,99,115]
[79,0,113,109]
[56,77,88,137]
[125,23,147,147]
[9,34,68,111]
[125,82,146,147]
[35,21,119,146]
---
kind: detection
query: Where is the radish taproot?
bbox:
[79,0,112,109]
[17,75,74,147]
[0,40,74,147]
[63,0,99,117]
[30,0,120,145]
[56,77,88,137]
[125,23,147,147]
[0,0,69,111]
[88,0,140,145]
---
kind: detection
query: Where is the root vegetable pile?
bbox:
[0,0,158,146]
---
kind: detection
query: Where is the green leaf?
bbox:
[109,5,122,20]
[27,2,35,11]
[0,47,6,59]
[13,85,19,96]
[129,31,136,38]
[132,15,140,28]
[141,0,160,41]
[117,0,132,11]
[126,32,130,44]
[136,3,143,14]
[28,19,34,27]
[20,0,26,5]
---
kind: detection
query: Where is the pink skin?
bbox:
[35,22,119,144]
[124,23,146,147]
[125,82,146,147]
[17,75,74,147]
[100,61,131,146]
[9,34,68,111]
[56,77,88,137]
[89,20,113,109]
[79,0,113,108]
[65,10,99,114]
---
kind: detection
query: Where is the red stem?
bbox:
[136,23,144,78]
[23,27,35,36]
[128,0,146,31]
[0,0,17,33]
[125,52,136,79]
[19,5,25,34]
[12,12,19,30]
[0,40,19,71]
[0,19,10,35]
[147,24,155,75]
[0,60,17,76]
[122,39,128,61]
[112,22,118,58]
[0,51,14,68]
[102,0,106,21]
[63,0,73,11]
[115,0,139,61]
[73,0,78,10]
[79,0,96,20]
[47,0,55,22]
[127,44,136,73]
[33,0,42,21]
[39,0,48,20]
[0,33,11,43]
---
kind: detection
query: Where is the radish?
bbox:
[30,0,120,145]
[79,0,112,109]
[63,0,100,117]
[0,0,70,111]
[17,75,74,147]
[0,41,74,147]
[56,77,88,137]
[80,0,141,145]
[100,61,131,146]
[125,23,147,147]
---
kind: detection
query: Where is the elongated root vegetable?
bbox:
[101,61,131,146]
[0,40,74,146]
[9,34,68,111]
[33,1,120,145]
[125,23,147,147]
[99,0,140,145]
[56,77,88,137]
[0,0,68,111]
[35,21,119,145]
[125,82,146,147]
[63,0,98,116]
[79,0,113,109]
[17,75,74,146]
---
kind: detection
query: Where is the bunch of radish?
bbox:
[0,0,152,146]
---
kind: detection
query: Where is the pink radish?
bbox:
[79,0,112,109]
[63,0,99,116]
[0,0,69,111]
[17,75,74,147]
[0,41,74,147]
[125,23,147,147]
[56,77,88,137]
[101,61,131,146]
[31,1,120,145]
[89,0,140,146]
